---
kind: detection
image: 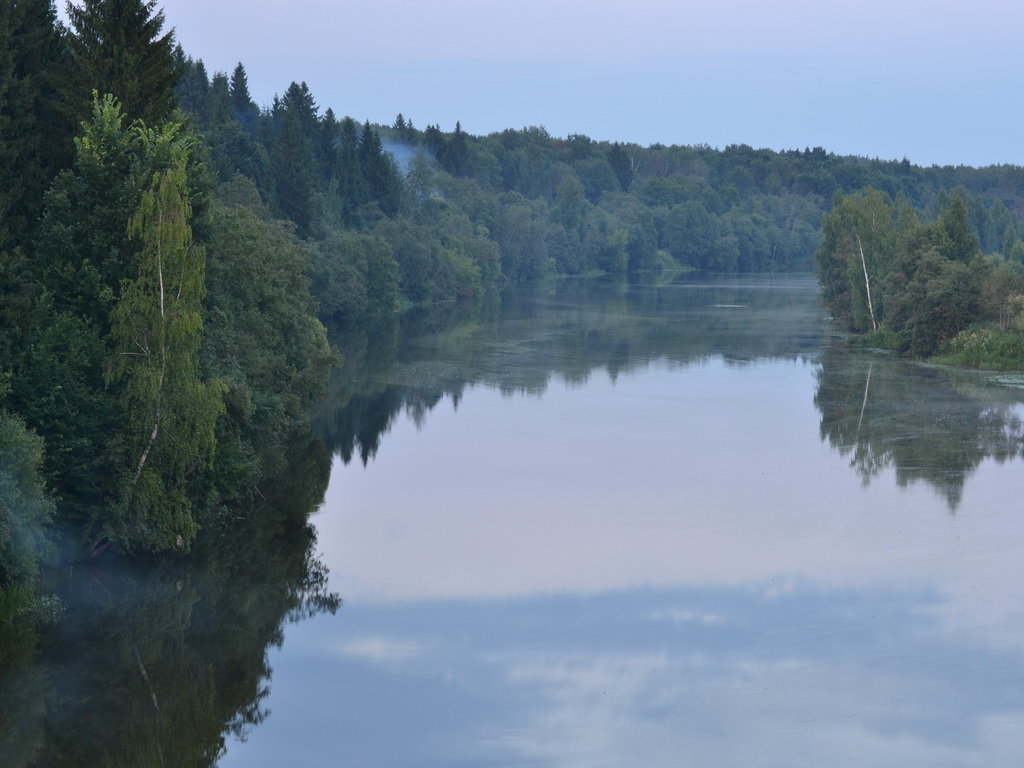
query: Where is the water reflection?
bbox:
[313,273,823,465]
[225,581,1024,767]
[0,434,339,768]
[815,344,1024,508]
[16,274,1023,765]
[317,273,1024,507]
[223,273,1024,767]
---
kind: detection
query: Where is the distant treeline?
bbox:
[4,0,1024,639]
[174,56,1024,325]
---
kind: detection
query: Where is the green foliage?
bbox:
[229,62,257,124]
[359,121,401,215]
[8,96,219,551]
[0,411,54,586]
[200,177,333,486]
[493,193,552,281]
[38,94,169,325]
[0,434,335,766]
[935,325,1024,369]
[816,189,897,331]
[606,142,632,192]
[375,217,470,301]
[8,307,115,523]
[437,120,471,176]
[0,0,69,252]
[333,116,368,225]
[310,230,399,320]
[664,201,716,268]
[936,196,981,264]
[163,54,1024,314]
[106,127,225,553]
[271,106,316,236]
[550,173,587,237]
[0,247,40,379]
[897,252,976,356]
[62,0,179,126]
[978,258,1024,330]
[819,187,1019,364]
[10,95,164,523]
[0,16,341,588]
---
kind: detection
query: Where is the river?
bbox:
[5,273,1024,767]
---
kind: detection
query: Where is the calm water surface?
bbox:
[5,274,1024,766]
[219,274,1024,767]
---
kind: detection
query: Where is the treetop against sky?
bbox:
[115,0,1024,168]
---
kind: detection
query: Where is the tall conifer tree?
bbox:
[0,0,67,251]
[229,62,257,128]
[173,52,210,121]
[335,116,367,225]
[272,108,316,235]
[63,0,179,125]
[359,121,400,215]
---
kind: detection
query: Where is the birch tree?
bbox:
[106,123,223,553]
[816,189,896,332]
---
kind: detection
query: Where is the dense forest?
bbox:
[4,0,1024,651]
[173,55,1024,322]
[0,0,334,649]
[816,189,1024,366]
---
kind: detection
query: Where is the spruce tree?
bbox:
[446,121,470,176]
[359,121,400,215]
[0,0,67,251]
[319,107,339,182]
[937,196,981,264]
[280,80,318,134]
[272,108,316,235]
[229,62,255,121]
[392,113,416,142]
[335,116,367,225]
[174,53,210,122]
[63,0,179,125]
[423,123,445,157]
[208,71,232,127]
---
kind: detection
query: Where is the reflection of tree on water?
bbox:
[815,343,1024,508]
[0,434,339,768]
[314,274,823,464]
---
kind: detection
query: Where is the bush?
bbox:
[0,412,55,586]
[934,324,1024,370]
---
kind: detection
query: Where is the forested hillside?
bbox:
[174,56,1024,327]
[3,0,1024,640]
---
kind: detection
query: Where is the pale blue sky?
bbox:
[143,0,1024,166]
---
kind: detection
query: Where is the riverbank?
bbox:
[852,324,1024,371]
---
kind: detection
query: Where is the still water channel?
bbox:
[6,273,1024,766]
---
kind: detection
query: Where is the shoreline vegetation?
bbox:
[850,325,1024,371]
[3,0,1024,663]
[816,189,1024,371]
